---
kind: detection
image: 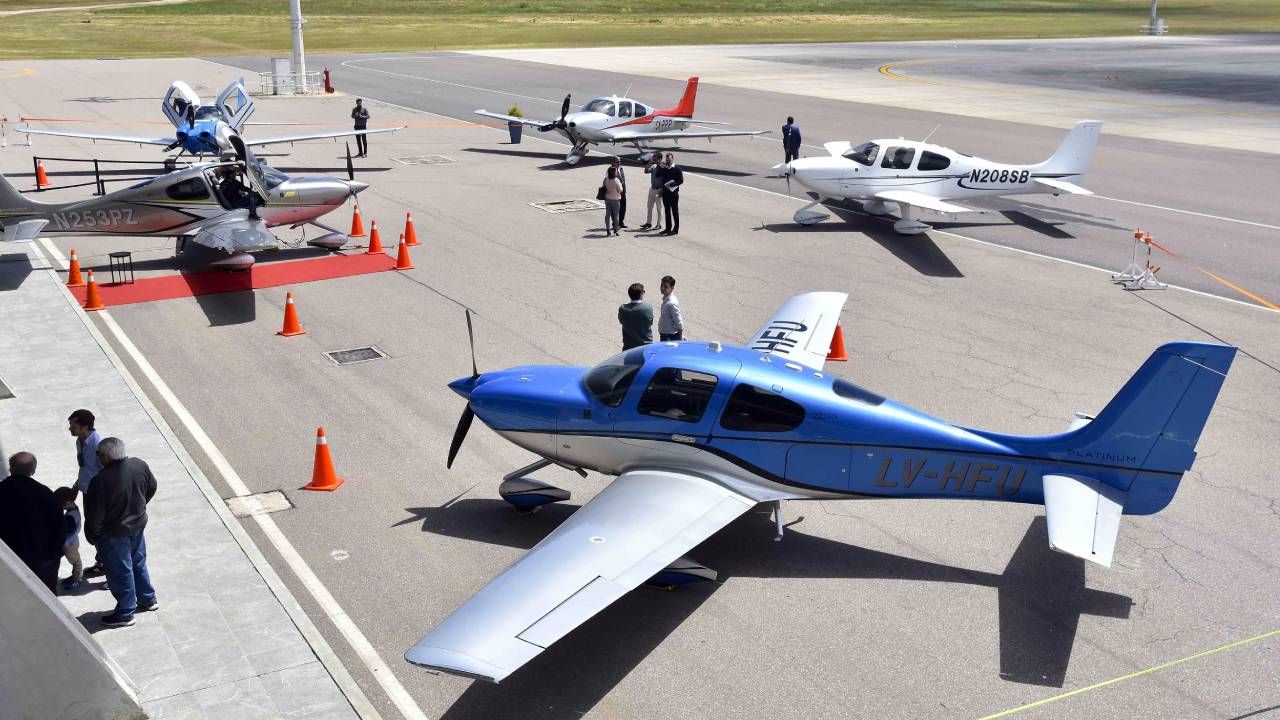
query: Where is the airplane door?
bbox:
[161,81,202,129]
[614,361,740,452]
[216,81,255,132]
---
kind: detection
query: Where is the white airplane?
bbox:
[18,79,402,158]
[773,120,1103,234]
[475,77,768,165]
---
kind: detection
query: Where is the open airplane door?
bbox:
[161,81,202,129]
[216,80,255,132]
[228,135,270,205]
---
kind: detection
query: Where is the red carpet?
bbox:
[68,253,397,307]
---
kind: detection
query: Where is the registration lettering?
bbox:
[751,320,807,354]
[872,455,1027,496]
[51,209,135,231]
[968,168,1030,184]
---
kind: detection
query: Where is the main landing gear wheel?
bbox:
[498,458,571,513]
[892,204,931,235]
[793,199,830,226]
[644,556,718,590]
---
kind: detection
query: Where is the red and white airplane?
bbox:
[476,77,767,165]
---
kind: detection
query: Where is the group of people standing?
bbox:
[618,275,685,350]
[601,153,684,236]
[0,409,158,627]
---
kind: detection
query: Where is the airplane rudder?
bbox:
[1040,120,1103,174]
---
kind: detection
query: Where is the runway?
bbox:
[3,48,1277,720]
[217,40,1280,309]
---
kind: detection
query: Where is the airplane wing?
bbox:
[190,217,278,253]
[405,469,756,683]
[608,129,768,142]
[245,126,405,147]
[745,291,848,371]
[874,190,975,215]
[1034,178,1093,196]
[474,110,555,128]
[15,127,176,147]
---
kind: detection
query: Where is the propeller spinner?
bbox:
[540,94,572,132]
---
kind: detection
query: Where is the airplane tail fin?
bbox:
[1054,342,1236,511]
[662,77,699,118]
[0,173,52,242]
[1033,342,1235,567]
[1034,120,1103,176]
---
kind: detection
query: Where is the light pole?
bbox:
[290,0,307,93]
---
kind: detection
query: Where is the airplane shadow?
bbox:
[755,199,964,278]
[0,253,35,291]
[928,210,1075,240]
[461,147,755,178]
[397,500,1129,718]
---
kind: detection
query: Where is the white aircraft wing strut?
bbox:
[405,469,755,683]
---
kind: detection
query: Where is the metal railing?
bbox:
[254,71,324,97]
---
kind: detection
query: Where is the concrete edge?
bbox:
[29,241,385,720]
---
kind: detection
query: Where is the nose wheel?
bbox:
[565,142,590,166]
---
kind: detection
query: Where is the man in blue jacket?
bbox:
[660,153,683,236]
[782,116,802,164]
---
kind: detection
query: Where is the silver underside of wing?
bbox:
[191,217,277,253]
[405,469,756,683]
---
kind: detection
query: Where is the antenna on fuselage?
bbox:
[621,82,633,100]
[921,124,941,144]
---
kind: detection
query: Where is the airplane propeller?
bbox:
[446,308,481,470]
[345,142,355,181]
[540,94,572,132]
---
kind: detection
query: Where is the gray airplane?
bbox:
[0,138,366,268]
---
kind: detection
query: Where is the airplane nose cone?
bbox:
[771,162,792,176]
[347,180,369,195]
[448,375,481,400]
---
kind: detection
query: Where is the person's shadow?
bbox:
[396,500,1131,719]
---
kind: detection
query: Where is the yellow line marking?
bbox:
[1143,237,1280,311]
[878,60,1280,120]
[978,629,1280,719]
[0,68,37,80]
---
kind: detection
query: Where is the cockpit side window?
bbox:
[165,177,210,202]
[637,367,718,423]
[881,146,916,170]
[844,142,879,166]
[918,151,951,171]
[634,104,649,118]
[832,378,885,406]
[720,384,805,432]
[618,101,633,118]
[583,347,646,407]
[583,99,616,116]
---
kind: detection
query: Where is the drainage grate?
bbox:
[226,491,293,518]
[530,199,605,214]
[393,155,455,165]
[326,346,387,366]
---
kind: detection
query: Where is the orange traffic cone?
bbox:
[304,427,344,491]
[366,220,383,254]
[35,160,50,189]
[66,248,85,287]
[277,291,306,336]
[349,201,365,238]
[826,324,848,362]
[82,270,105,311]
[394,237,414,270]
[403,212,420,246]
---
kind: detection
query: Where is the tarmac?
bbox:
[0,50,1277,720]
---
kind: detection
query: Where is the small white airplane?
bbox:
[18,79,402,159]
[773,120,1103,234]
[476,77,768,165]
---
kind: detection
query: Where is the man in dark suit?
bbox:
[660,153,683,236]
[782,116,802,164]
[85,437,158,627]
[0,452,64,593]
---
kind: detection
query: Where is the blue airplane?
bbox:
[18,80,401,158]
[406,292,1236,683]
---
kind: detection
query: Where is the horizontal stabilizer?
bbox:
[2,219,48,243]
[1035,178,1093,195]
[1043,473,1126,567]
[874,190,975,215]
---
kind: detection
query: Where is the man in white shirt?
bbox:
[658,275,684,341]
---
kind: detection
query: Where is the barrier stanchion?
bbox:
[1121,232,1167,291]
[1112,229,1146,283]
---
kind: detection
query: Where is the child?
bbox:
[53,487,83,591]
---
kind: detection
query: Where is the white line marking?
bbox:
[1090,194,1280,232]
[38,236,428,720]
[343,57,563,108]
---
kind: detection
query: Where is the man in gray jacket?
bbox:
[85,437,158,627]
[658,275,685,341]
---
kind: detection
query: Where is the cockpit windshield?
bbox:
[583,347,646,407]
[843,142,880,166]
[582,99,616,116]
[194,106,221,121]
[256,163,288,189]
